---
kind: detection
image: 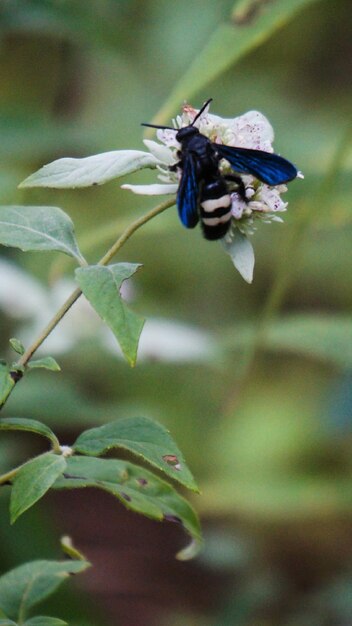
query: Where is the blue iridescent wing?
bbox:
[176,154,199,228]
[215,144,297,185]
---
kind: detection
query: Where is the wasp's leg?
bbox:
[224,174,247,201]
[169,161,181,172]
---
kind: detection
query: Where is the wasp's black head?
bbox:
[176,125,200,143]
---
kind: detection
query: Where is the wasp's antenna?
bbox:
[141,99,212,131]
[191,98,213,126]
[141,123,175,131]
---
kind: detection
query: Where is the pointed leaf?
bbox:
[151,0,323,125]
[73,416,198,492]
[19,151,161,189]
[24,618,67,626]
[9,338,25,356]
[27,357,61,372]
[0,364,15,409]
[10,453,67,523]
[55,457,201,560]
[222,229,255,283]
[0,560,90,622]
[75,263,144,366]
[0,418,60,449]
[0,206,84,263]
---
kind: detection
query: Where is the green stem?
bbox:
[51,437,63,455]
[14,197,174,370]
[17,287,82,369]
[97,198,175,266]
[0,465,20,485]
[49,206,176,282]
[0,446,64,486]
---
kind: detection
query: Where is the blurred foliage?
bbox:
[0,1,352,625]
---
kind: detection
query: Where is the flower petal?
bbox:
[143,140,175,166]
[222,229,255,283]
[121,183,178,195]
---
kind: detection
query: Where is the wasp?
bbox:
[142,99,298,240]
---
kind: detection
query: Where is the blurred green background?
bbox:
[0,1,352,625]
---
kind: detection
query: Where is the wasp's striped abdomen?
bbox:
[200,178,232,240]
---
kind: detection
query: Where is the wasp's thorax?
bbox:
[176,126,200,143]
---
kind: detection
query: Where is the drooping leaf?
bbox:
[150,0,323,125]
[0,364,15,409]
[10,453,67,523]
[73,416,198,492]
[19,151,161,189]
[0,560,90,622]
[75,263,144,366]
[24,617,67,626]
[27,357,61,372]
[54,456,202,560]
[0,418,60,449]
[222,229,255,283]
[0,206,84,263]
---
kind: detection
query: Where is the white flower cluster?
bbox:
[123,103,300,238]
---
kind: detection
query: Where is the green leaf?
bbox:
[0,560,90,622]
[73,416,198,492]
[265,315,352,368]
[225,314,352,369]
[27,357,61,372]
[0,418,60,449]
[9,338,25,356]
[0,620,17,626]
[0,364,15,409]
[24,617,67,626]
[150,0,323,125]
[259,315,351,366]
[55,456,202,560]
[75,263,144,366]
[19,150,161,189]
[10,453,67,523]
[0,206,85,263]
[222,229,255,283]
